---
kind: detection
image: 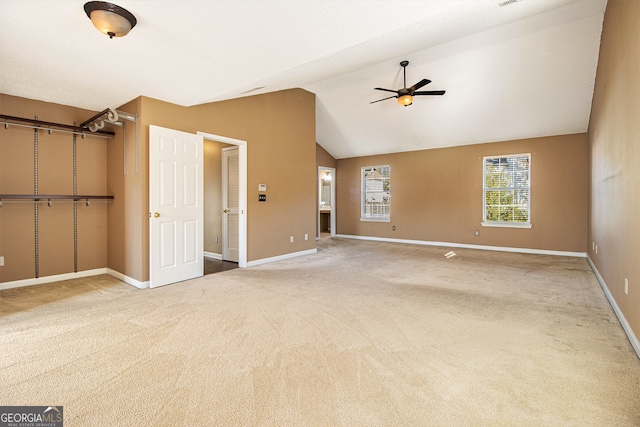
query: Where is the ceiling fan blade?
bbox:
[409,79,431,92]
[370,95,398,104]
[374,87,399,94]
[414,90,446,96]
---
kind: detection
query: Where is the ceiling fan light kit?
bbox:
[397,94,413,107]
[372,60,445,107]
[84,1,137,39]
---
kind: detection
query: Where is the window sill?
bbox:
[360,217,390,223]
[481,221,532,229]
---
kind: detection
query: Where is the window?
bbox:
[483,154,531,227]
[361,165,390,221]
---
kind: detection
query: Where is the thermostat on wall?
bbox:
[258,184,267,191]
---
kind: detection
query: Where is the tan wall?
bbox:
[106,98,143,280]
[588,0,640,343]
[336,133,588,253]
[316,143,337,169]
[1,89,315,284]
[0,94,108,283]
[107,89,316,281]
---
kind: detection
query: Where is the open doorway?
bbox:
[203,141,239,275]
[199,131,247,272]
[318,166,336,239]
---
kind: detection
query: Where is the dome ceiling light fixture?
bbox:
[84,1,137,39]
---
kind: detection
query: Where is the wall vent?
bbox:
[498,0,520,6]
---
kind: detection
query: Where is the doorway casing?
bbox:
[318,166,336,239]
[198,131,247,268]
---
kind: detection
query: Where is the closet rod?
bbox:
[2,121,114,140]
[0,114,115,137]
[79,108,111,128]
[0,194,113,201]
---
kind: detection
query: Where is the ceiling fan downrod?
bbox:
[400,60,409,89]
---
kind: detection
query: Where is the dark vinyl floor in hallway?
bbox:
[204,257,238,275]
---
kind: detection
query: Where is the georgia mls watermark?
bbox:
[0,406,63,427]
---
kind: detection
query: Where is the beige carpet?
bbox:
[1,238,639,426]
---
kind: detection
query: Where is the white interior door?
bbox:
[222,147,239,262]
[149,125,204,288]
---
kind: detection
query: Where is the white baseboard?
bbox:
[334,234,587,258]
[0,268,108,291]
[246,248,318,267]
[106,269,149,289]
[587,256,640,359]
[204,251,222,260]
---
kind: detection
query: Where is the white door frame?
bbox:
[198,131,247,268]
[317,166,336,238]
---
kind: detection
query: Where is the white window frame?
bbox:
[482,153,532,229]
[361,165,391,222]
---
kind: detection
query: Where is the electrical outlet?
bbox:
[625,278,629,295]
[392,226,396,231]
[290,236,294,243]
[0,256,4,267]
[474,230,480,236]
[304,233,308,240]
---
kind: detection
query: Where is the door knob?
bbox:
[153,212,160,218]
[223,209,229,213]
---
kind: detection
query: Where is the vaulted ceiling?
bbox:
[0,0,607,159]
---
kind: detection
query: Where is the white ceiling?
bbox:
[0,0,606,159]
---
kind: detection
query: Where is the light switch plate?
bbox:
[258,184,267,191]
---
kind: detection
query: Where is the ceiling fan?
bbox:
[371,60,445,107]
